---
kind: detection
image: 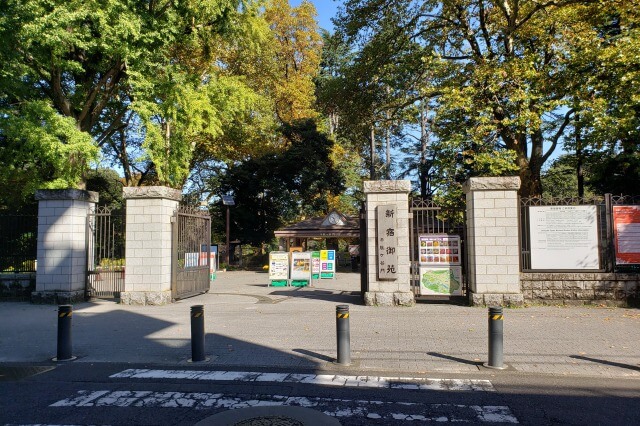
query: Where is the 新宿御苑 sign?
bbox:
[377,204,398,280]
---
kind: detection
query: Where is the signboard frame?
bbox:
[418,234,461,266]
[268,251,289,286]
[529,205,600,270]
[290,251,311,286]
[612,205,640,265]
[418,266,463,296]
[320,249,336,279]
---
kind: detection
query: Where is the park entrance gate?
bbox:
[172,205,211,300]
[409,199,467,299]
[86,206,126,299]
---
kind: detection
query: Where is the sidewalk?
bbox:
[1,271,639,379]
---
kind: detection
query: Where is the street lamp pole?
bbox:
[222,195,235,267]
[226,205,230,266]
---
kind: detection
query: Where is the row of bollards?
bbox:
[53,304,505,367]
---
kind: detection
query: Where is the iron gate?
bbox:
[172,205,211,299]
[409,198,467,298]
[86,206,126,299]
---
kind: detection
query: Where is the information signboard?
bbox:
[377,204,398,280]
[529,205,599,269]
[311,251,321,279]
[613,205,640,265]
[290,251,311,286]
[418,266,463,296]
[268,251,289,284]
[418,234,461,266]
[320,249,335,279]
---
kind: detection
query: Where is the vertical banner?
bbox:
[311,251,321,279]
[613,205,640,265]
[269,251,289,286]
[290,251,311,286]
[320,249,336,279]
[377,204,398,280]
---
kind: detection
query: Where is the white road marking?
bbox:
[110,369,495,392]
[50,390,519,423]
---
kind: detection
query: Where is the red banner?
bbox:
[613,206,640,265]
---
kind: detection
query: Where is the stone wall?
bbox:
[521,272,640,307]
[463,177,523,307]
[121,186,181,305]
[363,180,414,306]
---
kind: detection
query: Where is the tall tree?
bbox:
[334,0,639,197]
[0,0,265,193]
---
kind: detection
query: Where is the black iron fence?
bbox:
[0,212,37,273]
[409,198,467,297]
[520,194,640,272]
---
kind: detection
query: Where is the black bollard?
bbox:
[56,305,74,361]
[336,305,351,365]
[190,305,206,362]
[487,306,505,369]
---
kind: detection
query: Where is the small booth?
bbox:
[270,211,361,284]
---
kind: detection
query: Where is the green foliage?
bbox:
[85,168,124,211]
[216,119,345,245]
[333,1,640,197]
[0,101,97,202]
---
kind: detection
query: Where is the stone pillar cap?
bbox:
[463,176,521,193]
[363,180,412,194]
[123,186,182,201]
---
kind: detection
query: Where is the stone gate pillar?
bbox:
[32,189,99,304]
[121,186,181,305]
[363,180,414,306]
[463,177,523,306]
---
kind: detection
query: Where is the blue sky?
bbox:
[291,0,341,31]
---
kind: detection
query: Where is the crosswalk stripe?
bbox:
[50,390,519,423]
[109,369,495,392]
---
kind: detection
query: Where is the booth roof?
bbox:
[274,213,360,238]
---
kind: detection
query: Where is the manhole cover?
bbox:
[234,415,304,426]
[195,406,340,426]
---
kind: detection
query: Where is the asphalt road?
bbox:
[1,362,638,425]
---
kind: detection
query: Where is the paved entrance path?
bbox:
[1,271,639,379]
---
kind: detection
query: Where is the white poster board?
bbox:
[529,206,600,269]
[269,252,289,280]
[419,266,463,296]
[290,252,311,281]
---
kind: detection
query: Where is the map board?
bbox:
[418,266,463,296]
[529,206,599,270]
[613,205,640,265]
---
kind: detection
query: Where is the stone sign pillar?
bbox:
[363,180,414,306]
[463,177,523,307]
[32,189,99,304]
[121,186,181,305]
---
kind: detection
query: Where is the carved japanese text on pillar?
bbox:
[377,204,398,280]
